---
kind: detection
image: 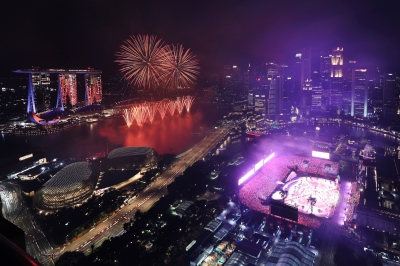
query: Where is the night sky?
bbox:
[1,0,400,76]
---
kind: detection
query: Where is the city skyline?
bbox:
[1,0,400,76]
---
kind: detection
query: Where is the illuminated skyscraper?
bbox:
[311,71,322,113]
[351,69,368,117]
[331,47,343,78]
[85,74,102,105]
[330,47,344,114]
[31,73,52,112]
[221,65,243,104]
[15,68,102,113]
[382,73,397,121]
[320,51,331,112]
[266,63,284,118]
[301,48,312,88]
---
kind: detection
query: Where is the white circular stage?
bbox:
[272,176,340,218]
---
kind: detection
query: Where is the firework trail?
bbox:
[183,96,195,113]
[167,100,176,116]
[121,96,193,127]
[158,100,168,120]
[163,44,200,89]
[138,105,150,127]
[175,97,184,115]
[115,35,169,89]
[146,102,159,123]
[122,108,135,128]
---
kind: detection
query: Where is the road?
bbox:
[50,125,232,259]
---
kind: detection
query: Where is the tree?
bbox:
[56,252,90,266]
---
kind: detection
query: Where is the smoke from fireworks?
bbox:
[121,96,195,127]
[116,35,199,91]
[115,35,169,89]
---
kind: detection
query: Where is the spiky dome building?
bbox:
[33,162,99,211]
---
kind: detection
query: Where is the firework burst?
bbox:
[163,44,200,89]
[115,35,169,89]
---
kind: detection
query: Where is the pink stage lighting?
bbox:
[238,169,254,186]
[254,159,263,171]
[263,152,275,164]
[238,152,275,186]
[312,150,330,159]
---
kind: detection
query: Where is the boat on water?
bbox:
[86,117,99,123]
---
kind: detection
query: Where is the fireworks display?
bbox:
[158,101,168,120]
[183,95,195,113]
[116,35,199,91]
[121,96,194,128]
[175,97,184,115]
[115,35,169,89]
[164,44,200,89]
[167,100,176,116]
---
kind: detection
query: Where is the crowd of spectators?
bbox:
[288,156,339,176]
[344,182,360,223]
[239,154,339,229]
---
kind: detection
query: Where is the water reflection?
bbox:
[98,110,206,154]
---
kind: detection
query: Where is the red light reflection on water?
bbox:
[98,111,205,154]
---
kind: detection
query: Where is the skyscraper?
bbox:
[320,51,331,112]
[351,69,368,117]
[382,73,397,121]
[330,47,344,114]
[331,47,343,78]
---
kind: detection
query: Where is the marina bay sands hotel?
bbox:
[14,68,102,113]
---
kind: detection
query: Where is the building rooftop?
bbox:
[107,146,153,160]
[236,239,263,259]
[266,241,315,266]
[224,252,256,266]
[43,162,92,188]
[205,218,222,233]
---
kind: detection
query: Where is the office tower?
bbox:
[320,51,331,112]
[331,47,343,78]
[267,63,284,118]
[244,68,250,104]
[351,69,368,117]
[250,63,284,119]
[282,75,294,116]
[301,78,313,116]
[342,60,357,115]
[250,64,267,114]
[311,71,322,114]
[366,67,383,117]
[301,48,312,89]
[330,47,344,114]
[293,53,302,108]
[382,73,397,121]
[221,65,243,104]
